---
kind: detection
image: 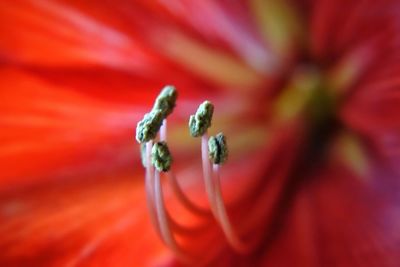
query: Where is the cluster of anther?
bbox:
[136,86,249,263]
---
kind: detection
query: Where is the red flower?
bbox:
[0,0,400,266]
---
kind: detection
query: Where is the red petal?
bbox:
[0,68,141,188]
[0,0,156,71]
[0,173,170,267]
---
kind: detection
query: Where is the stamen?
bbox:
[153,169,210,263]
[152,135,209,235]
[144,141,160,234]
[139,86,254,260]
[206,134,252,253]
[152,141,173,172]
[208,133,228,165]
[159,114,210,217]
[153,85,178,118]
[212,164,251,253]
[201,134,218,216]
[151,151,210,263]
[189,101,214,137]
[152,140,208,228]
[154,169,189,262]
[136,109,164,143]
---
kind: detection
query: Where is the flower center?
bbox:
[274,65,340,160]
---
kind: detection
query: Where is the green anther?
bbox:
[153,85,177,118]
[189,101,214,137]
[151,141,173,172]
[208,133,228,165]
[136,109,164,143]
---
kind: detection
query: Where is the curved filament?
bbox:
[212,164,254,253]
[202,134,219,217]
[154,170,190,262]
[145,141,160,235]
[161,120,212,217]
[202,134,253,254]
[167,171,211,217]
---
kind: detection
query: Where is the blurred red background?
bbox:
[0,0,399,266]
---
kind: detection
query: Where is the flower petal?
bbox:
[0,68,141,188]
[0,172,170,267]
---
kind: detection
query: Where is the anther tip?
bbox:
[189,100,214,137]
[208,132,228,164]
[153,85,177,118]
[152,141,173,172]
[136,109,164,143]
